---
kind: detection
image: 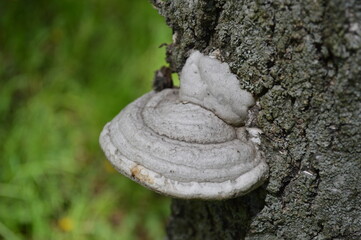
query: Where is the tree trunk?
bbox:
[151,0,361,239]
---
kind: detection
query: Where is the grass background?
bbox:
[0,0,172,239]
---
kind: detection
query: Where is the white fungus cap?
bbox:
[99,51,268,200]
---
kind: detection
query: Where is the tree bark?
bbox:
[151,0,361,239]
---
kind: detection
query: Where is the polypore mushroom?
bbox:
[99,51,268,200]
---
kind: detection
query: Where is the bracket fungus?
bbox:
[99,51,268,200]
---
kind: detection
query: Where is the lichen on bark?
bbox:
[151,0,361,239]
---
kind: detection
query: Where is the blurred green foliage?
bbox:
[0,0,171,239]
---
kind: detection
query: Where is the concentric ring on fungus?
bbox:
[99,51,269,199]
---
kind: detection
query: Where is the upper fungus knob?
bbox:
[99,51,268,200]
[179,51,255,126]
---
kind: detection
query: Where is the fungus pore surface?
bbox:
[99,51,268,199]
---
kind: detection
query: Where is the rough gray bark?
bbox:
[151,0,361,239]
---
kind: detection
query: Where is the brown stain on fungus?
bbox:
[131,165,155,184]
